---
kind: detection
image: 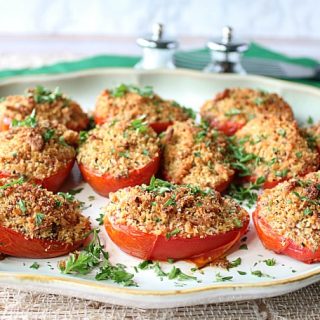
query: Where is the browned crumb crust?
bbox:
[257,171,320,251]
[200,88,294,128]
[0,178,89,243]
[0,121,77,180]
[104,181,249,238]
[0,87,88,131]
[77,119,160,178]
[94,86,194,124]
[234,115,319,182]
[300,122,320,151]
[161,120,234,190]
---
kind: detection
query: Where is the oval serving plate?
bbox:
[0,68,320,309]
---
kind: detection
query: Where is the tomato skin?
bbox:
[253,206,320,263]
[209,118,244,136]
[104,215,249,262]
[0,160,74,193]
[0,115,10,131]
[94,114,171,134]
[78,155,160,197]
[0,224,90,258]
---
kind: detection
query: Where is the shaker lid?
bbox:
[207,26,248,53]
[137,23,178,49]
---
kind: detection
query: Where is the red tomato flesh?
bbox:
[253,206,320,263]
[78,155,160,197]
[209,118,244,136]
[104,216,249,263]
[0,224,90,258]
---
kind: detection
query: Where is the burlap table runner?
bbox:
[0,283,319,319]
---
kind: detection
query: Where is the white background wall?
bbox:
[0,0,319,39]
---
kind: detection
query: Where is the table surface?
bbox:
[0,36,319,320]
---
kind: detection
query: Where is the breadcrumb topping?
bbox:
[301,122,320,151]
[94,84,194,124]
[104,179,249,238]
[0,86,88,131]
[0,120,77,180]
[0,178,89,243]
[257,171,320,251]
[200,88,294,129]
[233,115,319,183]
[161,120,234,190]
[77,118,160,178]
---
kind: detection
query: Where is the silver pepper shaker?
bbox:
[204,26,248,74]
[135,23,178,70]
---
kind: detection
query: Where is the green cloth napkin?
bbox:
[0,42,318,88]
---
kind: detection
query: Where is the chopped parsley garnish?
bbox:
[143,177,176,194]
[168,266,197,281]
[254,97,265,106]
[166,228,181,239]
[35,213,45,226]
[171,101,196,119]
[111,84,154,98]
[277,128,286,137]
[68,188,83,195]
[295,151,302,159]
[138,260,153,270]
[225,108,241,117]
[194,151,201,158]
[228,176,265,208]
[164,197,176,208]
[229,257,242,268]
[292,191,319,206]
[79,131,88,144]
[59,229,137,286]
[303,207,313,216]
[264,258,276,266]
[119,150,130,158]
[233,218,243,228]
[251,270,263,277]
[58,136,69,146]
[275,168,289,178]
[194,121,209,143]
[167,258,175,264]
[29,85,63,104]
[239,244,248,250]
[18,199,27,213]
[0,177,25,190]
[237,270,247,275]
[43,129,55,142]
[130,116,148,134]
[215,272,233,282]
[96,213,105,226]
[30,262,40,269]
[142,149,149,156]
[12,109,37,128]
[307,116,314,125]
[57,192,75,202]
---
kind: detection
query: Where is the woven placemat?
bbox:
[0,283,319,319]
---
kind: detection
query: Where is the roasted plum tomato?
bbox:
[160,120,234,192]
[93,84,195,133]
[0,178,90,258]
[253,171,320,263]
[200,88,294,136]
[0,85,88,132]
[103,178,249,266]
[77,118,160,196]
[0,118,78,192]
[230,115,319,188]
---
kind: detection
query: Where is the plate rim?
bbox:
[0,67,320,300]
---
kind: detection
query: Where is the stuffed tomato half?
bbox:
[103,178,249,266]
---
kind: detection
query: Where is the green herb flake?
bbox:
[68,188,83,195]
[239,244,248,250]
[277,128,286,137]
[225,108,241,117]
[166,228,181,239]
[167,258,175,264]
[119,151,130,158]
[57,192,75,202]
[30,86,63,104]
[307,116,314,125]
[43,129,55,142]
[79,131,88,144]
[142,149,149,156]
[275,168,289,178]
[295,151,302,159]
[96,213,105,226]
[138,260,153,270]
[0,177,25,190]
[215,272,233,282]
[30,262,40,269]
[18,199,27,213]
[130,116,148,134]
[168,266,197,281]
[35,213,45,226]
[111,84,154,98]
[237,270,247,275]
[303,207,313,216]
[264,258,276,266]
[12,109,37,128]
[229,257,242,268]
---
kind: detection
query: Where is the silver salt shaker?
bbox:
[135,23,178,70]
[204,26,248,74]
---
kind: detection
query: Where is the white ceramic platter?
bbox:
[0,69,320,309]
